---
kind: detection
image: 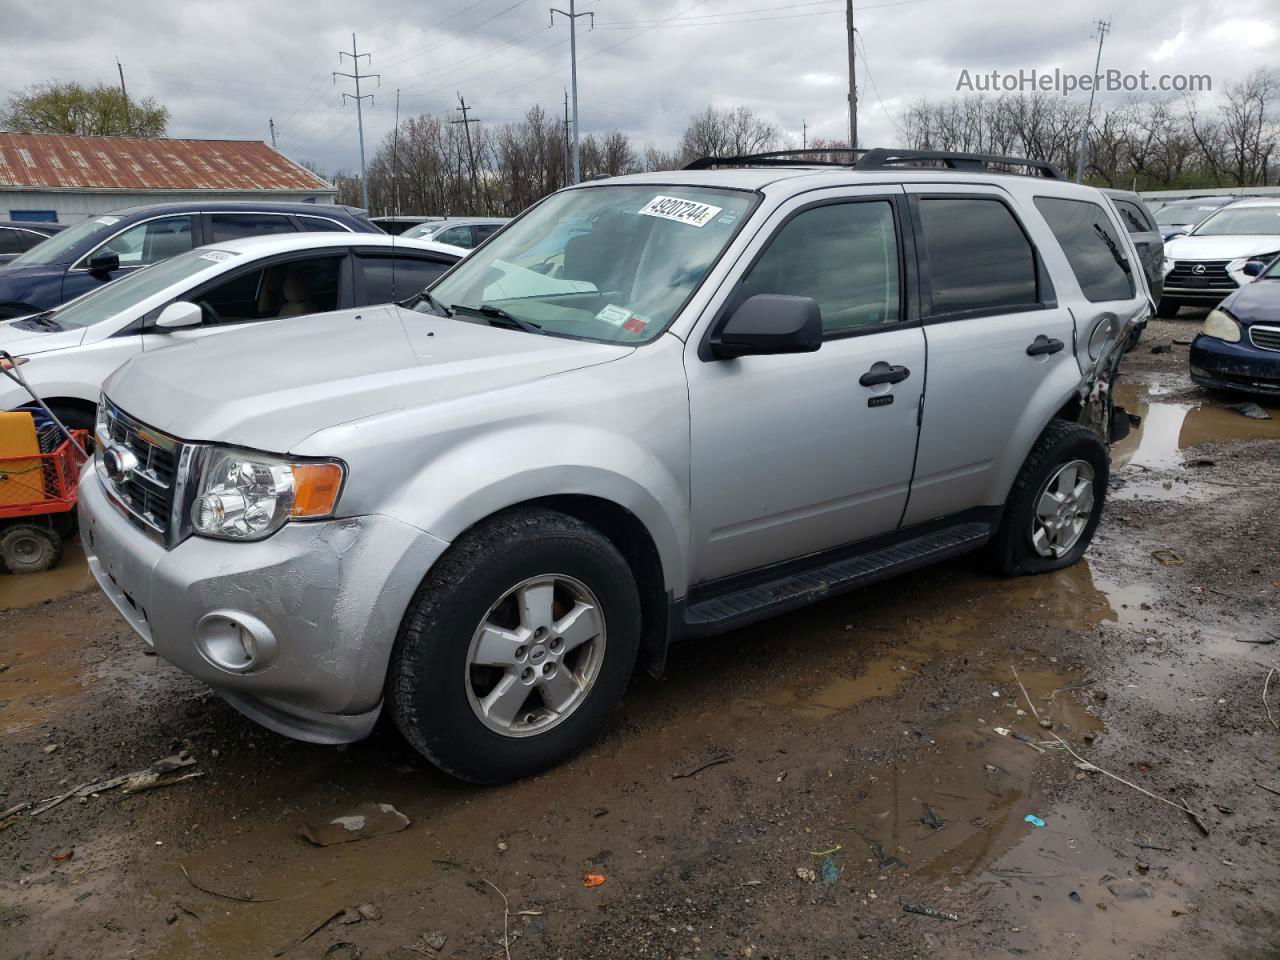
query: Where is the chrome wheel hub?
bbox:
[1030,459,1096,558]
[464,574,606,738]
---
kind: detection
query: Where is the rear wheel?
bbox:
[990,421,1109,577]
[388,507,641,784]
[0,524,62,574]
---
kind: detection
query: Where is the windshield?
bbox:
[7,216,113,267]
[420,185,756,343]
[49,247,235,328]
[1191,206,1280,237]
[402,223,440,240]
[1154,204,1219,226]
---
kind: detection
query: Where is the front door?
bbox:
[685,189,925,585]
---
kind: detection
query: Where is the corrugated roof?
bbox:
[0,133,332,192]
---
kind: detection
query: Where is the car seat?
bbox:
[277,270,314,317]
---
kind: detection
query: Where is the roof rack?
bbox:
[684,147,1065,180]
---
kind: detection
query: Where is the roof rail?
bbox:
[684,146,1065,180]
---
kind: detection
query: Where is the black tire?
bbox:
[0,524,62,574]
[46,406,96,433]
[388,507,641,784]
[989,420,1109,577]
[1155,297,1182,318]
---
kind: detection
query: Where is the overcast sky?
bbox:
[2,0,1276,174]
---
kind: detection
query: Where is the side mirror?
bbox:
[710,294,822,359]
[86,252,120,275]
[1164,231,1187,241]
[153,301,202,330]
[1243,260,1266,278]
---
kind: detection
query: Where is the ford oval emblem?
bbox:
[103,444,139,482]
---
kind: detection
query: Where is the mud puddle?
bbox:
[0,538,95,611]
[1111,381,1280,500]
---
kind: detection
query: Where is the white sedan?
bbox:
[0,232,466,429]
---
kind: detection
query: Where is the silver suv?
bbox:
[79,149,1151,783]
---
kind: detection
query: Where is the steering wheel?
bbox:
[195,300,220,325]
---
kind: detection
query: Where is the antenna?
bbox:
[391,88,400,304]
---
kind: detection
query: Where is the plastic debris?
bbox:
[1223,401,1271,420]
[1024,814,1046,828]
[902,903,959,921]
[583,873,607,888]
[808,844,842,856]
[299,803,410,846]
[795,866,817,883]
[1151,548,1184,566]
[820,857,840,884]
[993,727,1011,737]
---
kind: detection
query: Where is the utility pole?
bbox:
[802,118,807,150]
[1074,18,1110,183]
[563,89,572,188]
[392,90,401,216]
[451,93,481,212]
[115,58,131,136]
[551,1,594,184]
[334,33,379,210]
[268,118,278,149]
[846,0,857,149]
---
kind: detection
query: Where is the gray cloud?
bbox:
[0,0,1275,175]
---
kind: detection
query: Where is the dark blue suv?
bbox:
[0,201,380,319]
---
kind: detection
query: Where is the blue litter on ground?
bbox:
[821,856,840,883]
[1024,814,1046,828]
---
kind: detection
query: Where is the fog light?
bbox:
[195,610,277,674]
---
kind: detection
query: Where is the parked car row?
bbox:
[0,220,66,265]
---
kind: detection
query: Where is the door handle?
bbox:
[859,361,910,386]
[1026,335,1065,357]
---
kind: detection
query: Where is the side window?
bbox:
[737,200,901,335]
[195,255,342,324]
[435,225,474,248]
[1034,197,1135,302]
[473,223,502,243]
[17,230,48,252]
[1112,200,1152,235]
[0,228,22,255]
[209,213,297,242]
[97,216,194,267]
[360,255,455,303]
[298,215,350,233]
[917,198,1038,315]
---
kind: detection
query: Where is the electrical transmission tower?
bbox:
[550,1,594,184]
[1074,18,1111,183]
[334,34,379,209]
[451,93,482,211]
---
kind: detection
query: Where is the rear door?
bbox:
[903,185,1079,525]
[205,212,299,242]
[1109,196,1163,300]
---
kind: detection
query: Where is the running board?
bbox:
[682,522,992,636]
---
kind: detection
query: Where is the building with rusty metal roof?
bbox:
[0,133,337,224]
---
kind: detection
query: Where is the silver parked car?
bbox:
[78,149,1150,783]
[402,216,509,249]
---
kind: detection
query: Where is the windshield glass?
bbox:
[420,185,757,343]
[50,247,235,328]
[1191,206,1280,236]
[402,223,440,240]
[8,216,112,267]
[1154,204,1218,226]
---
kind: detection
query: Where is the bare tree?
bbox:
[678,106,780,163]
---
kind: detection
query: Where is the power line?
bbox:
[592,0,928,29]
[334,34,380,209]
[374,0,535,71]
[855,30,901,138]
[594,0,840,28]
[368,0,494,55]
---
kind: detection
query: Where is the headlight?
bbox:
[191,448,345,541]
[1227,252,1279,286]
[1162,257,1176,277]
[1201,308,1242,343]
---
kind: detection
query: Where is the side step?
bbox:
[682,522,992,636]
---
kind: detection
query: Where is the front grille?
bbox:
[1250,325,1280,352]
[97,400,184,541]
[1166,259,1238,291]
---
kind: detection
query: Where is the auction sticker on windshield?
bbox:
[638,195,723,228]
[198,250,238,263]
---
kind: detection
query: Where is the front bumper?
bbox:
[1188,334,1280,396]
[78,468,450,743]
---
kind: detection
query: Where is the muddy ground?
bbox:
[2,316,1278,960]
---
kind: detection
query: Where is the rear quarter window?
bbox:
[1035,197,1135,302]
[916,197,1040,316]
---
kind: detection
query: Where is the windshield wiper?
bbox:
[11,311,64,332]
[453,303,543,334]
[405,289,453,316]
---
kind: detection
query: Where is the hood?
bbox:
[0,319,88,357]
[103,305,632,452]
[1221,279,1280,325]
[1165,234,1280,261]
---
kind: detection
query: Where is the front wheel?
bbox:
[388,507,641,784]
[989,421,1109,577]
[0,523,63,574]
